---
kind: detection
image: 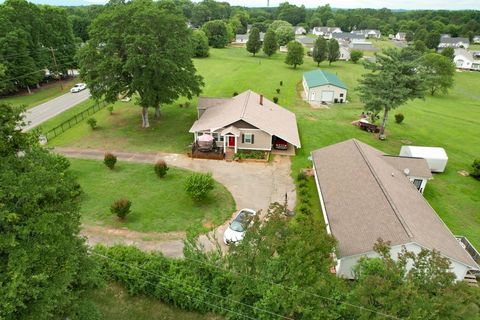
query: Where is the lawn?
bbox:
[90,283,223,320]
[0,78,78,109]
[69,159,235,233]
[49,47,479,248]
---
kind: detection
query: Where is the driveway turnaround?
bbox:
[55,147,297,257]
[23,89,91,131]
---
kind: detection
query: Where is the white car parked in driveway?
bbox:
[70,83,87,93]
[223,208,256,245]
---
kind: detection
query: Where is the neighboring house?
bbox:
[453,49,480,71]
[474,35,480,44]
[302,70,348,103]
[339,42,351,61]
[349,39,375,51]
[311,139,479,281]
[352,29,381,38]
[332,32,364,41]
[293,26,307,35]
[296,36,315,52]
[312,26,342,38]
[395,32,406,41]
[233,33,265,44]
[438,37,470,49]
[189,90,301,155]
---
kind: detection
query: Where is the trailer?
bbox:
[399,146,448,173]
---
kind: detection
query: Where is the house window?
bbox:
[413,179,423,190]
[340,93,344,97]
[243,133,254,144]
[212,132,224,142]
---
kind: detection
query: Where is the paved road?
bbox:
[23,89,91,131]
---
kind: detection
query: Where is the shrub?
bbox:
[395,113,405,124]
[276,88,281,94]
[233,91,239,96]
[297,170,308,181]
[110,198,132,220]
[87,117,97,129]
[107,105,114,115]
[273,96,279,103]
[154,160,169,178]
[298,204,312,215]
[185,172,215,201]
[280,80,283,86]
[471,159,480,179]
[104,152,117,170]
[184,101,191,108]
[300,197,311,206]
[298,180,308,189]
[298,187,309,197]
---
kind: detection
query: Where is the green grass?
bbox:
[0,78,78,109]
[90,283,223,320]
[69,158,235,232]
[36,98,96,132]
[469,44,480,50]
[49,47,480,249]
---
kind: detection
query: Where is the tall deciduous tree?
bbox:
[327,38,340,65]
[191,29,209,57]
[285,40,304,69]
[246,26,261,56]
[420,53,456,96]
[357,48,426,138]
[78,0,203,128]
[269,20,294,47]
[441,47,455,61]
[202,19,231,48]
[262,28,277,57]
[312,36,327,66]
[0,104,98,319]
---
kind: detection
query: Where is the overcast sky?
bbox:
[87,0,480,10]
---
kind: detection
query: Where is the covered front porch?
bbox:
[193,126,242,154]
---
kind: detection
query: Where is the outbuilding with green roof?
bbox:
[302,69,348,104]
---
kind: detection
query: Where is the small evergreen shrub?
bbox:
[154,160,169,178]
[185,172,214,201]
[107,106,114,114]
[395,113,405,124]
[233,91,239,96]
[111,198,132,220]
[298,187,309,197]
[298,180,308,189]
[104,152,117,170]
[273,97,279,103]
[276,88,281,94]
[298,204,312,215]
[280,80,283,86]
[297,170,308,181]
[300,197,311,206]
[87,117,97,129]
[471,159,480,179]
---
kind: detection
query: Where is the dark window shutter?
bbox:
[251,135,255,144]
[241,134,244,143]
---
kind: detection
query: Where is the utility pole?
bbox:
[267,0,270,7]
[50,47,63,90]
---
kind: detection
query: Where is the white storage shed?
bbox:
[399,146,448,173]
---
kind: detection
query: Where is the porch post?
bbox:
[223,136,226,153]
[234,136,238,154]
[194,132,197,142]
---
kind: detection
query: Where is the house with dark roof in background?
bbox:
[438,37,470,49]
[311,139,479,281]
[302,69,348,104]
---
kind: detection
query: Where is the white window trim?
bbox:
[243,133,253,144]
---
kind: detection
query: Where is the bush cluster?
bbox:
[87,117,97,129]
[154,160,169,178]
[185,172,214,201]
[104,153,117,170]
[110,198,132,219]
[472,159,480,179]
[296,170,312,215]
[395,113,405,124]
[273,96,279,103]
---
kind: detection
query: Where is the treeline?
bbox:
[0,0,78,95]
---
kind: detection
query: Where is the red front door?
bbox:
[228,136,235,147]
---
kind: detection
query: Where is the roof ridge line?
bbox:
[352,139,414,238]
[240,90,250,119]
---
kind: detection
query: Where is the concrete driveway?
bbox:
[23,89,91,131]
[55,148,296,256]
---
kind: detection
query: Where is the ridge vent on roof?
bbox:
[353,139,414,238]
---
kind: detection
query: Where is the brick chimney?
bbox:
[260,94,264,106]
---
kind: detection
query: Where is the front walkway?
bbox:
[55,147,296,256]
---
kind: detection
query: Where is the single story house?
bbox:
[296,36,315,51]
[233,32,265,44]
[311,139,479,281]
[312,26,342,38]
[332,32,364,42]
[438,37,470,49]
[302,69,348,104]
[348,39,375,51]
[293,26,307,35]
[339,43,351,61]
[474,35,480,44]
[399,146,448,173]
[189,90,301,155]
[352,29,381,39]
[395,32,406,41]
[453,49,480,71]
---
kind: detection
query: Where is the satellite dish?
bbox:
[404,168,410,176]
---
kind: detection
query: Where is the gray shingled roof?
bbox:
[382,156,433,179]
[440,37,469,44]
[311,139,478,269]
[190,90,301,148]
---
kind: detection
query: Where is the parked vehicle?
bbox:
[358,119,380,133]
[70,83,87,93]
[273,137,288,150]
[223,208,256,245]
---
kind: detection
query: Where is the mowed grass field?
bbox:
[90,283,223,320]
[49,47,480,248]
[69,159,235,233]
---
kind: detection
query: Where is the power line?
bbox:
[91,251,294,320]
[0,57,78,84]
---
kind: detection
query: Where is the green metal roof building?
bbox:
[303,69,348,90]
